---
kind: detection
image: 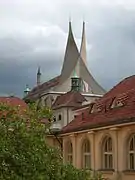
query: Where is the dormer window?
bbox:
[89,103,94,114]
[111,98,124,109]
[116,100,124,107]
[90,103,102,113]
[58,114,62,121]
[91,104,97,113]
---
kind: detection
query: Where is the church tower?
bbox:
[59,21,105,95]
[24,84,30,97]
[24,21,105,102]
[37,67,41,86]
[71,69,82,92]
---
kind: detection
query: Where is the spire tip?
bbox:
[37,66,41,75]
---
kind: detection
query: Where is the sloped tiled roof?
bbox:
[52,91,86,109]
[62,75,135,134]
[73,103,90,111]
[25,75,60,100]
[0,96,27,110]
[103,75,135,98]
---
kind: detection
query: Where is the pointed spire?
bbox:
[60,21,79,82]
[80,21,87,65]
[68,20,74,40]
[72,68,78,78]
[37,66,41,75]
[73,69,78,78]
[37,66,41,86]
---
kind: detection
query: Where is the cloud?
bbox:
[0,0,135,97]
[86,6,135,84]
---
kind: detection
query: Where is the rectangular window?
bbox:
[68,154,72,164]
[109,154,113,169]
[104,154,108,169]
[83,155,91,169]
[130,153,134,170]
[104,154,113,169]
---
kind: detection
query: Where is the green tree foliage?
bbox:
[0,103,105,180]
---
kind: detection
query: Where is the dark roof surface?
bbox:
[25,75,60,99]
[52,91,86,109]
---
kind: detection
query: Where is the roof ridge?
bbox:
[124,75,135,80]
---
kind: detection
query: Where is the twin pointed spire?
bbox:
[60,20,87,82]
[68,20,87,64]
[32,20,105,96]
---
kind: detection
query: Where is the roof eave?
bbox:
[61,117,135,134]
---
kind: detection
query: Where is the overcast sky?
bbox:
[1,0,135,97]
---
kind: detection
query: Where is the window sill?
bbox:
[98,169,115,174]
[123,170,135,175]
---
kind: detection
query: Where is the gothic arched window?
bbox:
[82,139,91,169]
[102,136,113,169]
[66,141,73,164]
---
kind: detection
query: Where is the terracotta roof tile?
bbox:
[103,75,135,98]
[0,97,27,110]
[62,76,135,133]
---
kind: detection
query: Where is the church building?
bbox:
[24,22,135,180]
[47,75,135,180]
[24,21,105,129]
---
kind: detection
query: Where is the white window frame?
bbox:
[128,135,135,170]
[103,137,113,169]
[82,139,91,169]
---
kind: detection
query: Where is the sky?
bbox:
[1,0,135,97]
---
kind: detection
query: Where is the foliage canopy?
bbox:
[0,102,104,180]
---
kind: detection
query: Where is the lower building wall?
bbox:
[46,135,62,152]
[121,173,135,180]
[102,172,113,180]
[61,124,135,180]
[46,124,135,180]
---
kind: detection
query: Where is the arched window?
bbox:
[58,114,62,121]
[66,141,73,164]
[82,139,91,169]
[102,136,113,169]
[128,134,135,170]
